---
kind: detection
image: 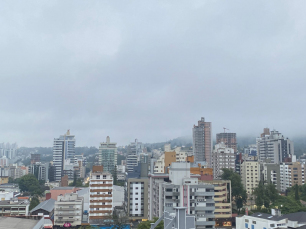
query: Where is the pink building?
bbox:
[50,187,79,200]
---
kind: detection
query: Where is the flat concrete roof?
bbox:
[0,217,39,229]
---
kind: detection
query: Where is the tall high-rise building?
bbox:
[53,130,75,181]
[98,136,117,173]
[127,139,140,173]
[0,143,18,159]
[256,129,294,163]
[192,117,212,166]
[216,133,237,152]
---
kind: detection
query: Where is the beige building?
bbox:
[212,143,235,179]
[89,166,113,224]
[54,193,83,227]
[241,160,260,194]
[201,180,232,220]
[153,146,192,173]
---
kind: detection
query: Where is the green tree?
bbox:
[253,181,279,210]
[137,217,163,229]
[221,168,247,213]
[29,196,40,210]
[113,166,118,185]
[69,178,84,187]
[295,184,300,201]
[18,174,43,196]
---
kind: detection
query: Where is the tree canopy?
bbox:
[18,174,43,196]
[29,196,40,210]
[137,218,163,229]
[221,168,247,213]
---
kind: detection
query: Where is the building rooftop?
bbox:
[30,198,55,214]
[52,187,75,190]
[0,217,39,229]
[279,212,306,223]
[0,199,29,206]
[251,213,282,221]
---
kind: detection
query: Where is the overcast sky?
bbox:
[0,1,305,147]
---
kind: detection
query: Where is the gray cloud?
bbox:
[0,0,306,146]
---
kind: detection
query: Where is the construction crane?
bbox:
[223,127,229,133]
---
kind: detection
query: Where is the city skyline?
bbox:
[0,1,306,147]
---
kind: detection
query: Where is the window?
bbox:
[270,224,275,227]
[252,221,256,224]
[135,198,138,200]
[251,225,254,229]
[96,175,100,179]
[103,175,106,179]
[245,223,248,228]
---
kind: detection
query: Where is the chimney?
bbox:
[46,192,51,200]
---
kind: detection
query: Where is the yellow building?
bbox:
[241,160,260,194]
[0,176,9,184]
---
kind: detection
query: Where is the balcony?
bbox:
[195,206,215,211]
[196,221,215,226]
[55,213,80,216]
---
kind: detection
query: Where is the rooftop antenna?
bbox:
[223,127,229,133]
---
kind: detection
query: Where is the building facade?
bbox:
[126,178,149,221]
[98,136,117,173]
[54,193,83,227]
[0,198,29,216]
[127,140,139,173]
[257,129,294,163]
[216,133,237,152]
[53,130,76,181]
[193,117,212,166]
[212,143,235,179]
[202,180,232,227]
[89,166,113,224]
[28,162,49,181]
[149,162,215,229]
[240,160,261,195]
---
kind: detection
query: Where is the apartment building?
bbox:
[212,143,235,179]
[148,173,169,219]
[262,162,305,192]
[262,163,281,190]
[127,140,139,173]
[193,117,212,166]
[53,130,76,181]
[154,146,194,173]
[149,162,215,229]
[126,178,149,221]
[280,162,304,192]
[28,162,49,181]
[54,193,83,227]
[216,133,237,152]
[202,180,232,226]
[241,160,260,194]
[98,136,117,173]
[89,166,113,224]
[0,197,29,216]
[256,129,295,163]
